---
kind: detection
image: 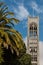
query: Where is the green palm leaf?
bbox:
[1,7,8,13]
[2,12,14,17]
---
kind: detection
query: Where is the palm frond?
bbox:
[0,29,19,56]
[8,18,19,23]
[4,25,12,29]
[1,7,8,13]
[0,28,22,40]
[7,33,19,56]
[2,12,14,17]
[0,38,3,44]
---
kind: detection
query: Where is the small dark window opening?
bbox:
[34,27,37,30]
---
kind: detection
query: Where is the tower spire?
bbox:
[33,7,35,17]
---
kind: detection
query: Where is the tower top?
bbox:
[28,16,39,24]
[28,16,39,18]
[33,6,35,17]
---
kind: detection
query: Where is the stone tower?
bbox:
[27,16,39,65]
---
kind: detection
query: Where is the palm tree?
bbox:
[0,46,4,63]
[0,2,26,57]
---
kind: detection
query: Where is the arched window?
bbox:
[29,23,37,37]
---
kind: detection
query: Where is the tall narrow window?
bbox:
[29,23,37,37]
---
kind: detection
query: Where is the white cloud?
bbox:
[24,37,43,65]
[39,41,43,65]
[23,37,27,47]
[14,5,29,20]
[30,1,43,13]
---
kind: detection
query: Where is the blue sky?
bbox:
[0,0,43,41]
[0,0,43,65]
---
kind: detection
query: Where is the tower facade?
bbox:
[27,16,39,65]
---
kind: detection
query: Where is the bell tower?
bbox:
[27,16,39,65]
